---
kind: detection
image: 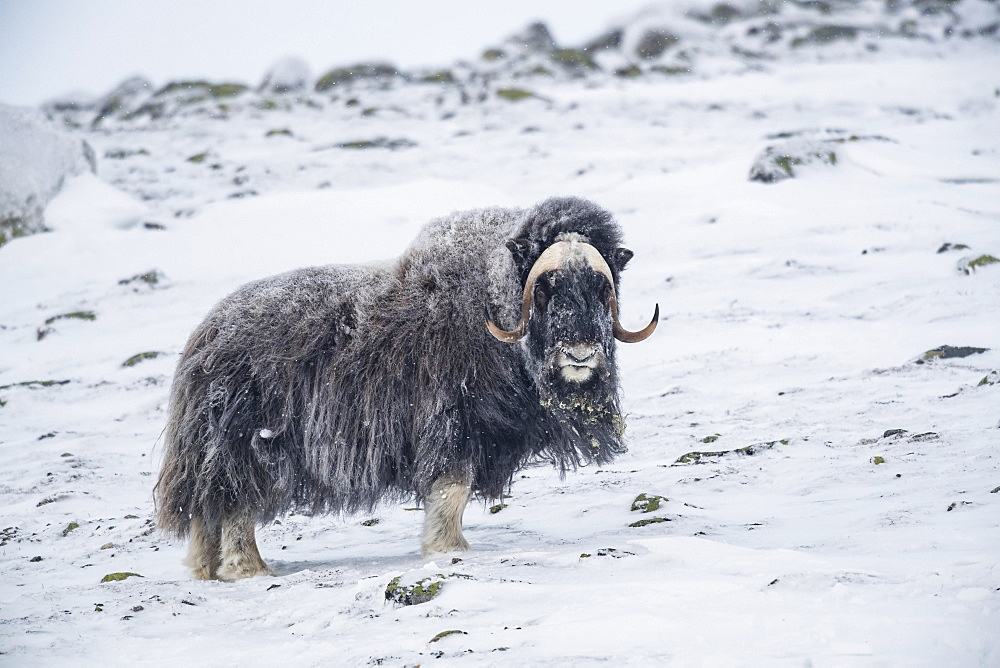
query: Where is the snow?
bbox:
[2,3,999,665]
[0,103,95,236]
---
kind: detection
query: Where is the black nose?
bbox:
[563,343,598,363]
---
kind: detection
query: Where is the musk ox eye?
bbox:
[601,281,613,307]
[533,282,549,311]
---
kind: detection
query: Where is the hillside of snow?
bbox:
[2,1,999,665]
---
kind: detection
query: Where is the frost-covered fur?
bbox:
[155,196,634,579]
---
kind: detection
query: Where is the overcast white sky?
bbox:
[0,0,659,107]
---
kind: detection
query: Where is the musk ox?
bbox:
[154,196,657,580]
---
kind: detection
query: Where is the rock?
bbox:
[496,88,538,102]
[635,28,681,60]
[93,76,154,122]
[916,345,989,364]
[549,49,599,73]
[118,269,164,288]
[792,25,860,47]
[259,57,311,94]
[488,504,507,514]
[689,3,743,26]
[615,64,644,78]
[583,29,624,52]
[428,630,466,643]
[629,517,670,528]
[506,22,558,53]
[385,572,471,606]
[101,572,143,583]
[979,371,999,387]
[155,80,248,100]
[0,104,96,247]
[674,439,789,465]
[420,70,456,84]
[122,351,164,367]
[957,254,999,275]
[334,137,417,150]
[41,90,98,114]
[37,311,97,341]
[631,493,667,513]
[749,139,838,183]
[315,63,398,92]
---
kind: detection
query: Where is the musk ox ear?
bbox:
[610,247,634,273]
[506,238,534,273]
[506,238,531,260]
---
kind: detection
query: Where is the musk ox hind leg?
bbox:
[215,515,275,581]
[421,473,472,555]
[183,518,222,580]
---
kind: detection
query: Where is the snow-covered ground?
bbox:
[2,2,999,665]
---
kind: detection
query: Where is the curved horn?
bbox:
[486,237,659,343]
[486,241,575,342]
[573,243,659,343]
[612,298,659,343]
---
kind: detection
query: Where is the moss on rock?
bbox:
[335,137,416,150]
[629,517,670,528]
[429,629,466,643]
[101,572,143,583]
[315,63,398,92]
[496,88,537,102]
[385,572,471,606]
[675,439,789,465]
[631,493,667,513]
[958,254,999,275]
[37,311,97,340]
[122,351,164,367]
[156,81,248,98]
[118,270,163,287]
[0,379,71,391]
[421,70,456,84]
[635,29,680,60]
[550,49,598,71]
[615,65,644,78]
[916,345,989,363]
[0,215,37,248]
[792,25,859,48]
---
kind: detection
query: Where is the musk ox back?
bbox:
[155,196,657,580]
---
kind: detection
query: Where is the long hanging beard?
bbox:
[538,380,627,468]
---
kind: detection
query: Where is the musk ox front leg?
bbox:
[217,515,274,580]
[421,473,472,555]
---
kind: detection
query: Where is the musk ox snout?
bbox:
[556,342,605,384]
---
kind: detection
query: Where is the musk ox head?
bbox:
[487,232,658,403]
